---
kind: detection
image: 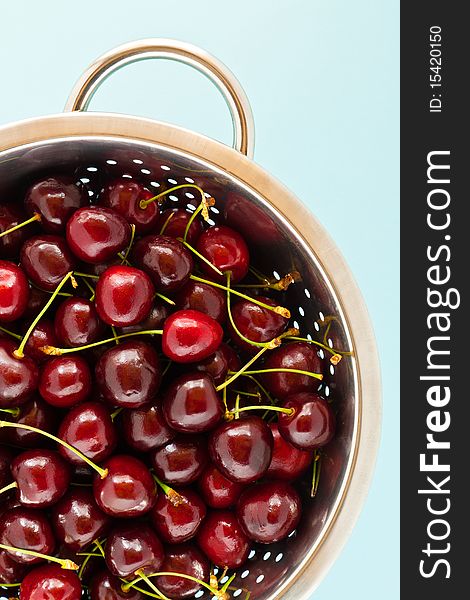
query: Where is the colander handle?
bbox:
[64,38,255,158]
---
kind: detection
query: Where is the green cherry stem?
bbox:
[73,271,99,280]
[177,238,223,277]
[159,210,175,235]
[285,335,352,362]
[183,195,215,242]
[215,346,271,392]
[121,223,136,265]
[79,275,96,302]
[234,271,301,292]
[133,570,170,600]
[0,325,22,340]
[0,481,18,495]
[0,212,41,239]
[153,291,176,306]
[0,407,20,418]
[311,450,322,498]
[111,325,120,345]
[152,475,185,506]
[110,407,123,421]
[228,368,323,381]
[123,571,228,599]
[139,184,206,211]
[0,543,78,570]
[226,405,294,421]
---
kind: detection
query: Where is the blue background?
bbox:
[0,1,399,598]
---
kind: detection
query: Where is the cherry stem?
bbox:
[159,210,175,235]
[79,275,96,302]
[234,394,240,420]
[183,195,215,242]
[111,325,120,345]
[0,481,18,495]
[228,368,323,381]
[139,184,206,210]
[0,420,108,479]
[311,450,322,498]
[124,571,226,599]
[177,237,223,276]
[216,345,270,392]
[133,570,170,600]
[121,223,136,264]
[152,475,185,506]
[226,405,294,421]
[235,271,301,292]
[74,271,99,279]
[285,335,352,362]
[110,407,123,421]
[14,271,75,359]
[0,212,41,239]
[0,407,20,418]
[0,543,78,570]
[153,291,176,306]
[0,325,22,341]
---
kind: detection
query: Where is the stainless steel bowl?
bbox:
[0,39,381,599]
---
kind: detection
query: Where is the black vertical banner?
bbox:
[401,4,468,598]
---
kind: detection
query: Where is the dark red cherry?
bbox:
[20,235,76,291]
[0,446,14,488]
[198,463,244,509]
[99,178,159,234]
[158,544,210,599]
[122,402,176,453]
[0,547,28,584]
[95,265,154,327]
[22,286,49,320]
[96,341,161,408]
[157,207,203,245]
[11,449,71,508]
[131,235,193,293]
[58,401,117,466]
[0,204,30,258]
[25,176,87,233]
[24,318,57,363]
[236,481,302,543]
[20,564,82,600]
[0,261,29,322]
[151,436,208,486]
[163,372,224,433]
[224,191,281,246]
[196,510,250,568]
[0,338,38,408]
[52,488,110,552]
[105,523,163,578]
[90,570,144,599]
[54,297,104,347]
[261,342,322,398]
[209,416,273,484]
[196,225,249,283]
[266,423,313,481]
[93,455,156,518]
[39,355,91,408]
[194,343,241,386]
[278,392,336,450]
[0,507,55,564]
[174,280,226,324]
[162,309,223,364]
[117,301,169,338]
[66,206,131,264]
[2,396,57,448]
[151,488,206,544]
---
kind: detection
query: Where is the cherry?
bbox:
[198,463,244,509]
[39,355,91,408]
[0,338,38,408]
[66,206,131,264]
[151,436,208,486]
[20,234,76,291]
[20,564,82,600]
[52,488,110,552]
[118,301,169,338]
[96,341,161,408]
[90,570,144,599]
[132,235,193,293]
[196,225,249,283]
[224,191,281,246]
[25,175,88,233]
[99,178,159,234]
[163,372,224,433]
[95,265,154,327]
[1,396,57,448]
[162,309,223,363]
[54,297,104,347]
[236,481,302,543]
[0,547,27,584]
[93,455,157,518]
[105,523,164,578]
[0,507,55,564]
[266,423,313,481]
[278,392,336,450]
[0,447,14,489]
[174,279,227,324]
[57,401,117,466]
[158,207,203,244]
[194,342,241,386]
[122,402,176,453]
[0,204,31,258]
[24,318,57,363]
[158,543,210,599]
[0,261,29,322]
[151,487,206,544]
[196,510,250,568]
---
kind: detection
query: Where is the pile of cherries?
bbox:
[0,173,339,600]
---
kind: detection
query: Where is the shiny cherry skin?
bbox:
[90,570,144,600]
[2,396,57,448]
[52,488,110,552]
[105,523,164,578]
[196,225,249,283]
[20,234,76,291]
[0,204,30,258]
[66,206,131,264]
[151,436,208,486]
[93,455,157,518]
[99,178,159,234]
[261,342,323,398]
[24,318,57,363]
[0,446,14,488]
[158,544,210,599]
[198,463,244,509]
[163,372,224,433]
[20,564,82,600]
[194,343,241,386]
[39,355,91,408]
[228,296,288,353]
[151,488,206,544]
[196,510,250,569]
[0,261,29,322]
[236,481,302,543]
[278,392,336,450]
[11,449,71,508]
[209,416,273,484]
[95,265,155,327]
[131,235,193,293]
[25,175,88,233]
[266,423,313,481]
[118,301,169,338]
[0,547,28,584]
[57,401,117,466]
[96,341,161,408]
[162,309,223,364]
[122,402,176,453]
[0,507,55,565]
[54,297,104,347]
[157,207,203,245]
[0,338,38,408]
[174,280,226,324]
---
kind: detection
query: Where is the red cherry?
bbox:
[0,547,28,584]
[174,279,227,323]
[20,235,76,291]
[266,423,313,481]
[194,343,241,386]
[158,544,210,599]
[151,436,208,486]
[157,208,203,245]
[54,297,104,347]
[20,564,82,600]
[0,261,29,322]
[151,488,206,544]
[90,570,144,599]
[0,204,31,259]
[196,225,249,283]
[39,355,92,408]
[105,523,163,578]
[117,301,169,339]
[224,191,281,246]
[198,463,244,509]
[122,402,176,452]
[1,396,57,448]
[196,510,250,568]
[95,265,155,327]
[22,286,49,320]
[24,318,57,363]
[0,338,38,408]
[162,309,223,363]
[0,507,55,564]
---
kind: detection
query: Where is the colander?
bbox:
[0,39,381,600]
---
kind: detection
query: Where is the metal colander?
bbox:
[0,39,381,600]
